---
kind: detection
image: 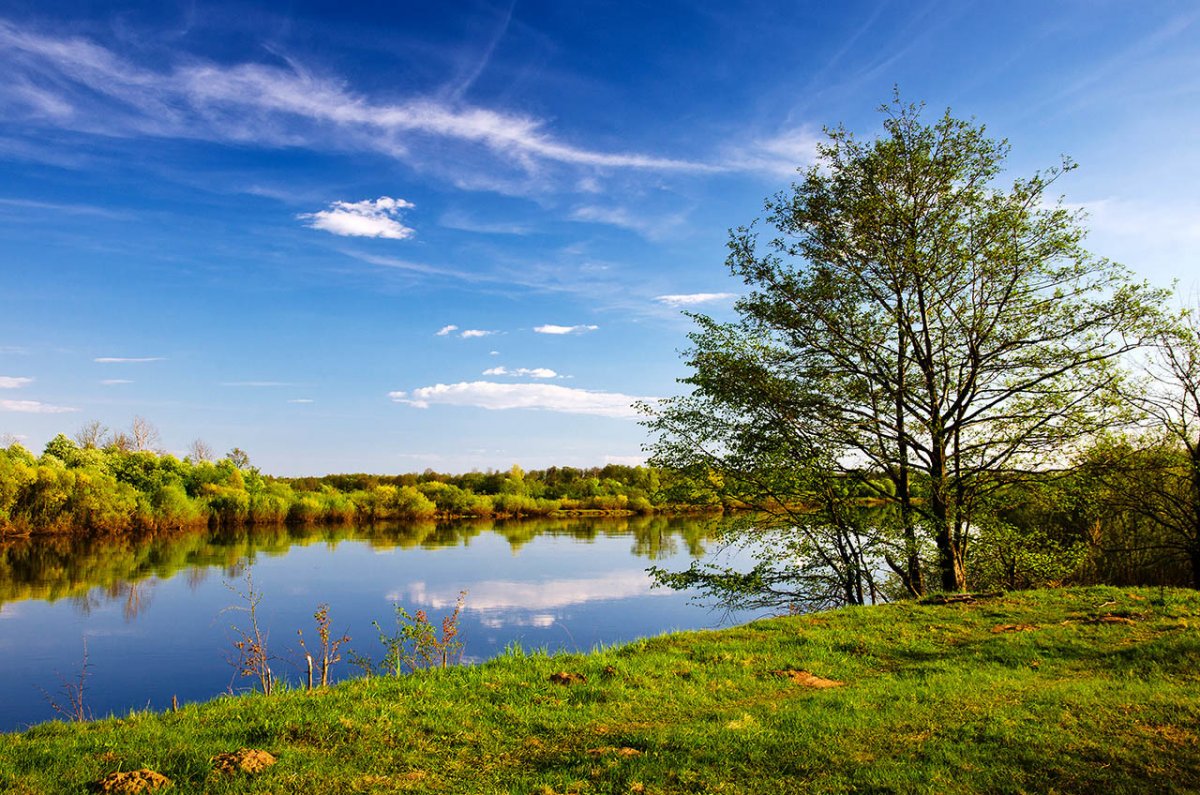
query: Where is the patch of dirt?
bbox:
[94,769,172,793]
[992,623,1038,633]
[772,670,844,688]
[212,748,277,775]
[549,671,586,685]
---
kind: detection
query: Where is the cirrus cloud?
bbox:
[94,356,164,363]
[1,399,78,414]
[299,197,415,239]
[482,366,558,378]
[533,324,598,335]
[388,381,649,418]
[654,292,737,307]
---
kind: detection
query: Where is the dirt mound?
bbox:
[548,671,586,685]
[992,623,1037,633]
[773,670,844,688]
[95,769,171,793]
[212,748,277,775]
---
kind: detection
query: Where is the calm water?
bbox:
[0,515,752,732]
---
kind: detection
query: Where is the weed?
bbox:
[38,637,91,722]
[358,590,467,676]
[297,603,350,689]
[223,572,274,695]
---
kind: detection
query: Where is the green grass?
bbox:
[3,586,1199,793]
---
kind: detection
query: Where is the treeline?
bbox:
[0,425,696,536]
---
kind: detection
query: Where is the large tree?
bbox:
[647,98,1163,597]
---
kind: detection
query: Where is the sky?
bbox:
[0,1,1197,476]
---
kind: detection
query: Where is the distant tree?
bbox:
[73,420,108,450]
[227,447,252,471]
[42,433,79,464]
[1089,307,1200,587]
[130,416,161,453]
[647,96,1164,602]
[188,438,214,463]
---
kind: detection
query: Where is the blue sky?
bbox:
[0,1,1197,475]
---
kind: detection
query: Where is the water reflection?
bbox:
[0,515,738,732]
[0,514,722,613]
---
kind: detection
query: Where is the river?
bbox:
[0,514,756,732]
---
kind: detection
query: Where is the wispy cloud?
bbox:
[0,20,711,181]
[533,324,598,335]
[725,126,823,178]
[0,196,131,219]
[100,379,132,385]
[0,399,78,414]
[460,329,495,339]
[436,324,460,336]
[287,398,314,404]
[570,205,687,241]
[347,251,481,282]
[439,210,531,236]
[299,197,415,239]
[388,381,648,418]
[94,356,164,363]
[654,292,737,307]
[0,376,33,389]
[482,366,558,378]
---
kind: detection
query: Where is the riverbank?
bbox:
[3,586,1198,793]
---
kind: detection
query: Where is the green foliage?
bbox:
[646,95,1164,602]
[361,591,467,676]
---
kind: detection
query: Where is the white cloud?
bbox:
[654,292,737,307]
[460,329,495,339]
[100,379,132,385]
[0,22,712,178]
[0,399,78,414]
[388,381,648,418]
[0,376,32,389]
[288,398,314,404]
[436,324,459,336]
[402,571,669,611]
[299,196,415,239]
[534,324,598,335]
[482,366,558,379]
[489,350,500,356]
[94,356,164,363]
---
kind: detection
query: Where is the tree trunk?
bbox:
[929,446,966,591]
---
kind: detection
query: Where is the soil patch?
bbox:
[773,670,844,688]
[94,769,171,793]
[212,748,277,775]
[548,672,586,685]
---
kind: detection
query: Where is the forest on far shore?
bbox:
[0,418,705,536]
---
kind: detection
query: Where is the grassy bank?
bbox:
[3,587,1199,793]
